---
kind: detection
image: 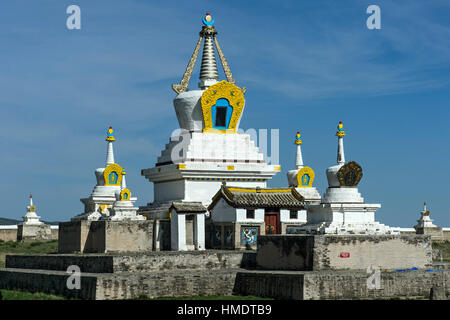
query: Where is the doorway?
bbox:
[264,209,280,234]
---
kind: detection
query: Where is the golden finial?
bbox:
[106,126,115,141]
[295,131,302,145]
[336,121,346,137]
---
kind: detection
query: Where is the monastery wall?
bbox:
[0,225,58,242]
[6,251,257,273]
[0,226,18,242]
[256,235,432,271]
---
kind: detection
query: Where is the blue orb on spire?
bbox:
[203,12,214,26]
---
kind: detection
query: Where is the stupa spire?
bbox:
[105,126,115,166]
[171,12,245,94]
[121,172,127,190]
[198,12,219,89]
[29,194,33,207]
[336,121,346,165]
[422,201,429,215]
[294,132,304,169]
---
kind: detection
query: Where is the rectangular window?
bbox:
[246,209,255,219]
[215,106,227,127]
[290,210,298,219]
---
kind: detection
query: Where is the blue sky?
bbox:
[1,0,450,227]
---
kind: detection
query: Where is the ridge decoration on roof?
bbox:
[208,184,305,210]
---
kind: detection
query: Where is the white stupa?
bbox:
[107,173,145,221]
[139,13,279,218]
[293,122,397,235]
[18,194,52,242]
[21,194,44,225]
[414,202,443,241]
[414,202,438,229]
[72,127,139,221]
[286,131,321,203]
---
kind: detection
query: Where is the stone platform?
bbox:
[235,269,450,300]
[58,220,154,253]
[256,234,432,271]
[0,251,255,300]
[5,250,257,273]
[17,224,52,242]
[0,250,448,300]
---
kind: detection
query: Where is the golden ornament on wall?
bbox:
[103,163,124,186]
[200,80,245,134]
[296,166,315,188]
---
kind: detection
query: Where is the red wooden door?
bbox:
[264,210,280,234]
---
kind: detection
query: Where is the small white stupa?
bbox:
[17,194,52,241]
[22,194,43,225]
[72,127,140,221]
[107,173,145,221]
[293,122,397,235]
[286,131,321,203]
[414,202,443,240]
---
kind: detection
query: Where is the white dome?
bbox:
[173,90,205,131]
[326,164,344,188]
[95,168,105,185]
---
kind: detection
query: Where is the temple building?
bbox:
[207,132,321,250]
[138,13,280,249]
[17,194,52,242]
[290,122,398,235]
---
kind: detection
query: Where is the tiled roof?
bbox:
[208,185,305,210]
[170,201,207,213]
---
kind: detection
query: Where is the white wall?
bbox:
[280,209,307,223]
[155,180,185,203]
[210,198,236,222]
[236,208,264,223]
[185,179,266,205]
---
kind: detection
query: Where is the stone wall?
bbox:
[256,235,432,271]
[0,225,58,242]
[234,270,450,300]
[0,267,238,300]
[1,249,448,300]
[59,220,154,253]
[96,269,238,300]
[58,220,90,253]
[0,228,18,242]
[443,230,450,242]
[1,251,255,300]
[17,224,52,242]
[6,251,257,273]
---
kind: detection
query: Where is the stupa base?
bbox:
[58,220,154,253]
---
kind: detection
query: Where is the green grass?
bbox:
[0,289,65,300]
[133,295,273,300]
[432,241,450,261]
[0,239,58,268]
